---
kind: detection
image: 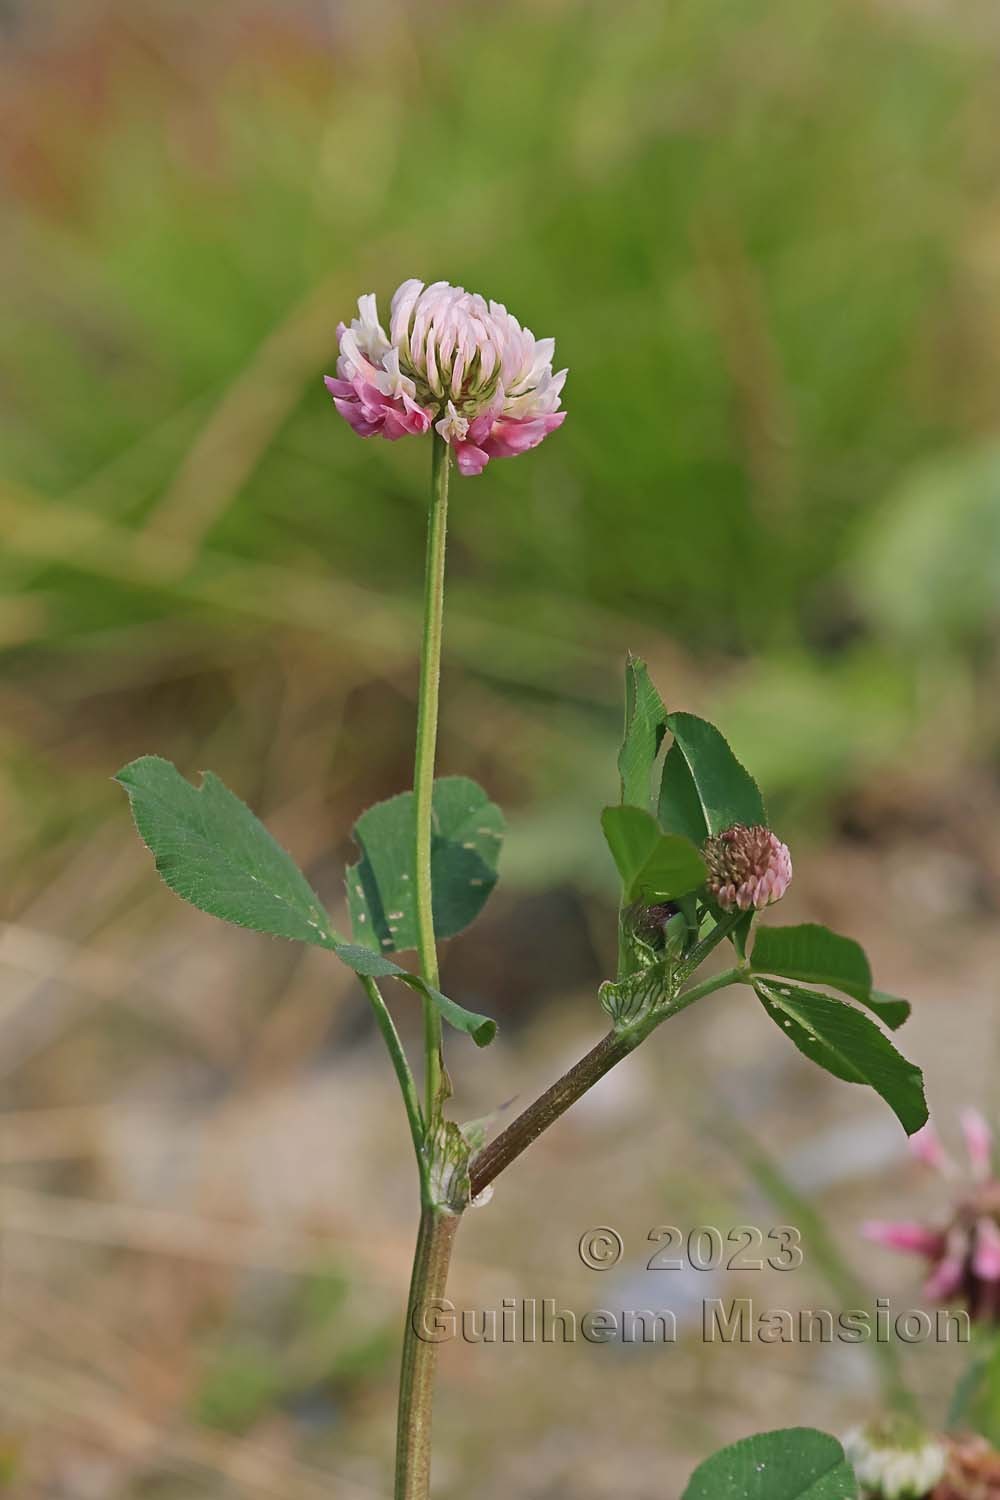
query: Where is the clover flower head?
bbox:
[863,1110,1000,1322]
[324,279,567,476]
[703,823,793,912]
[843,1417,947,1500]
[934,1435,1000,1499]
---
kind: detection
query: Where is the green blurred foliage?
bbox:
[2,0,999,849]
[196,1342,286,1435]
[858,443,1000,647]
[195,1263,394,1435]
[0,1441,21,1490]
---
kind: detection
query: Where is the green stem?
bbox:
[393,437,454,1500]
[360,975,428,1193]
[395,1206,461,1500]
[413,433,451,1131]
[677,910,743,979]
[636,964,746,1034]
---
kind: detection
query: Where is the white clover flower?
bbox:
[844,1419,947,1499]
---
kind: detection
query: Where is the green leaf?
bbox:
[600,805,707,903]
[754,979,927,1135]
[658,742,712,845]
[116,754,337,947]
[866,990,913,1031]
[116,757,497,1047]
[346,776,504,955]
[682,1428,857,1500]
[751,923,910,1030]
[336,944,496,1047]
[617,653,668,809]
[659,712,766,840]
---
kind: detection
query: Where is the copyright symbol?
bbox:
[578,1227,623,1270]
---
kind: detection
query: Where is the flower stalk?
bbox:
[414,431,451,1131]
[394,431,454,1500]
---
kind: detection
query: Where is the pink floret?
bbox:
[323,375,431,442]
[454,411,567,476]
[861,1220,946,1258]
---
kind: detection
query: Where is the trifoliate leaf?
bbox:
[345,776,503,954]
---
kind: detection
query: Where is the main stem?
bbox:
[414,432,450,1129]
[401,465,741,1495]
[395,1206,460,1500]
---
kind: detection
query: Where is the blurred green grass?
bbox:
[3,0,999,832]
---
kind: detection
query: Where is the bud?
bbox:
[325,280,566,475]
[703,824,793,912]
[626,901,680,951]
[862,1111,1000,1324]
[843,1417,947,1500]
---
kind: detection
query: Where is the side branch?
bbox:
[470,1029,634,1196]
[469,965,743,1197]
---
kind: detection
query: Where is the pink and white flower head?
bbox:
[863,1109,1000,1322]
[703,824,793,912]
[324,279,567,476]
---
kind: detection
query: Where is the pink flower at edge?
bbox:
[861,1220,947,1258]
[924,1249,965,1302]
[909,1120,955,1175]
[863,1110,1000,1325]
[962,1107,994,1180]
[974,1216,1000,1281]
[324,280,567,475]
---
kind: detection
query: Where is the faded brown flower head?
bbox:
[933,1436,1000,1499]
[703,823,792,912]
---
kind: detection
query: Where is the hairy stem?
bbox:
[414,432,451,1130]
[470,965,744,1196]
[395,1207,461,1500]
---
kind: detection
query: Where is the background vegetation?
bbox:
[2,1,1000,1494]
